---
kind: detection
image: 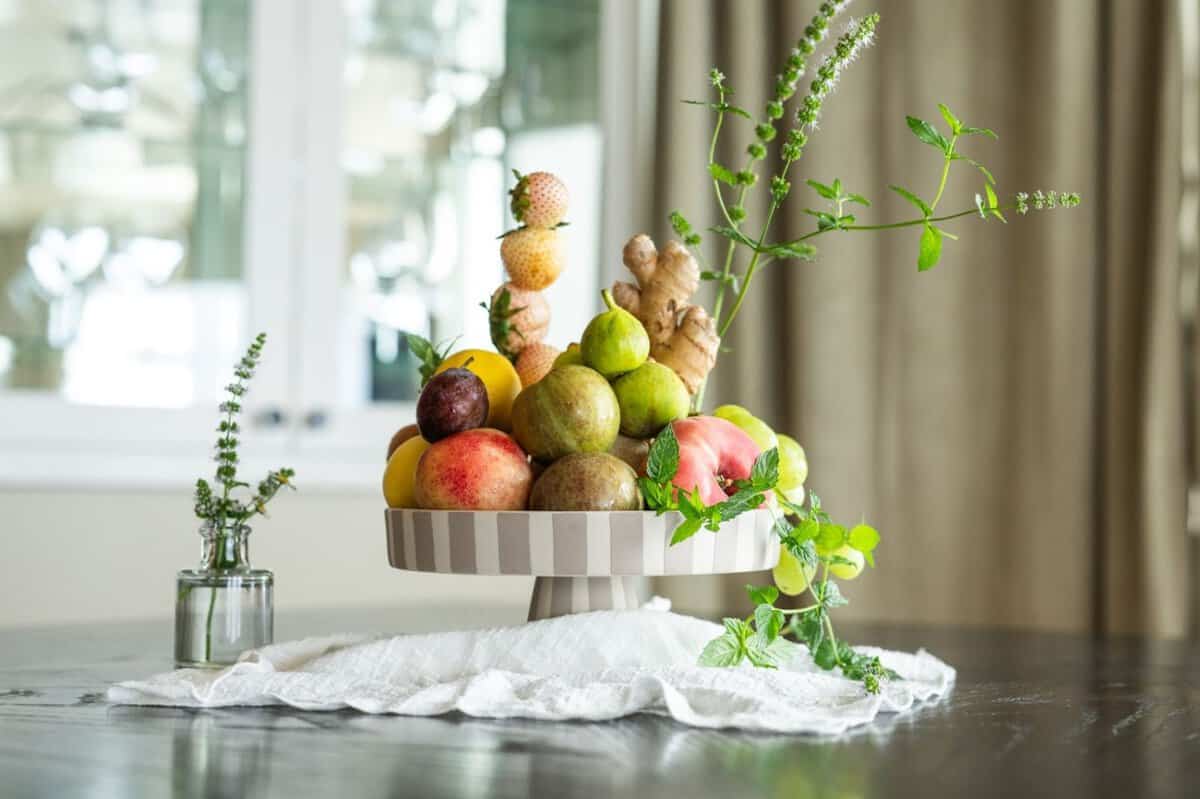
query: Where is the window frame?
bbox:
[0,0,634,492]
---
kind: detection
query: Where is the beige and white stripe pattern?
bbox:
[385,509,778,576]
[385,508,779,621]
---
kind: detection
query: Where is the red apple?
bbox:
[414,428,533,510]
[670,416,762,505]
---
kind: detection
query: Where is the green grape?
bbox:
[828,544,865,580]
[713,404,779,453]
[776,433,808,499]
[773,545,817,595]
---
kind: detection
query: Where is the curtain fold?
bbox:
[648,0,1187,635]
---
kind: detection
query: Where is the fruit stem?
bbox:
[600,288,617,312]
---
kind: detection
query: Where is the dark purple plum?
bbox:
[416,368,489,442]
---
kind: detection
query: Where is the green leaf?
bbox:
[815,523,845,552]
[937,103,961,134]
[772,514,794,542]
[795,517,821,543]
[670,516,704,546]
[404,333,456,387]
[788,538,819,568]
[747,584,779,606]
[806,179,837,200]
[845,193,871,207]
[848,524,880,557]
[961,125,998,140]
[754,604,785,646]
[759,241,818,261]
[795,607,825,648]
[905,115,950,153]
[822,580,849,608]
[813,637,838,669]
[966,157,996,186]
[682,99,752,119]
[749,447,780,490]
[708,162,737,185]
[709,225,758,248]
[710,489,766,523]
[888,185,932,217]
[985,184,1006,223]
[646,424,680,483]
[698,633,743,666]
[917,223,942,271]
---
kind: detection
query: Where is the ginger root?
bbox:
[611,234,719,394]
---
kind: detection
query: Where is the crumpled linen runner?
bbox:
[108,604,954,735]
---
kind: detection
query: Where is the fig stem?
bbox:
[601,288,618,312]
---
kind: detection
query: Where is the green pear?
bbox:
[612,361,690,438]
[580,290,649,378]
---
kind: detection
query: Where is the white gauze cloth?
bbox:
[108,604,955,735]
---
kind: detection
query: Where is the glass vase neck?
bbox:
[200,523,252,572]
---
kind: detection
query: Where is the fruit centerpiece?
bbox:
[383,1,1080,694]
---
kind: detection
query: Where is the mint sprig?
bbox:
[694,485,893,694]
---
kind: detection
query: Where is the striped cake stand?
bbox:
[385,508,780,621]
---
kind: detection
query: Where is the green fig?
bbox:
[553,342,583,369]
[580,290,649,378]
[612,361,690,438]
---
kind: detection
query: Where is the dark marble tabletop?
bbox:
[1,606,1197,799]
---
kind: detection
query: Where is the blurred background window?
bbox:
[0,0,249,408]
[0,0,604,478]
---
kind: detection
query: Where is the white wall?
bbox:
[0,487,531,628]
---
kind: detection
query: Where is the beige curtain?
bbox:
[648,0,1188,636]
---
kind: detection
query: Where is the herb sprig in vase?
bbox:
[175,333,296,668]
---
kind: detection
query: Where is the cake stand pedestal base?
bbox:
[527,576,642,621]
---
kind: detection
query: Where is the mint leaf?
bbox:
[708,162,737,185]
[985,183,1006,223]
[746,584,779,606]
[806,179,837,200]
[848,523,880,560]
[966,157,995,186]
[698,632,743,666]
[822,580,849,608]
[815,523,845,552]
[937,103,961,134]
[905,115,950,153]
[670,516,704,546]
[795,518,821,543]
[888,184,932,217]
[813,637,838,669]
[960,125,998,140]
[646,424,680,483]
[788,538,819,568]
[682,99,752,119]
[754,603,785,645]
[760,240,817,261]
[749,446,779,490]
[917,223,942,271]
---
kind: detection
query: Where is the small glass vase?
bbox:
[175,523,273,668]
